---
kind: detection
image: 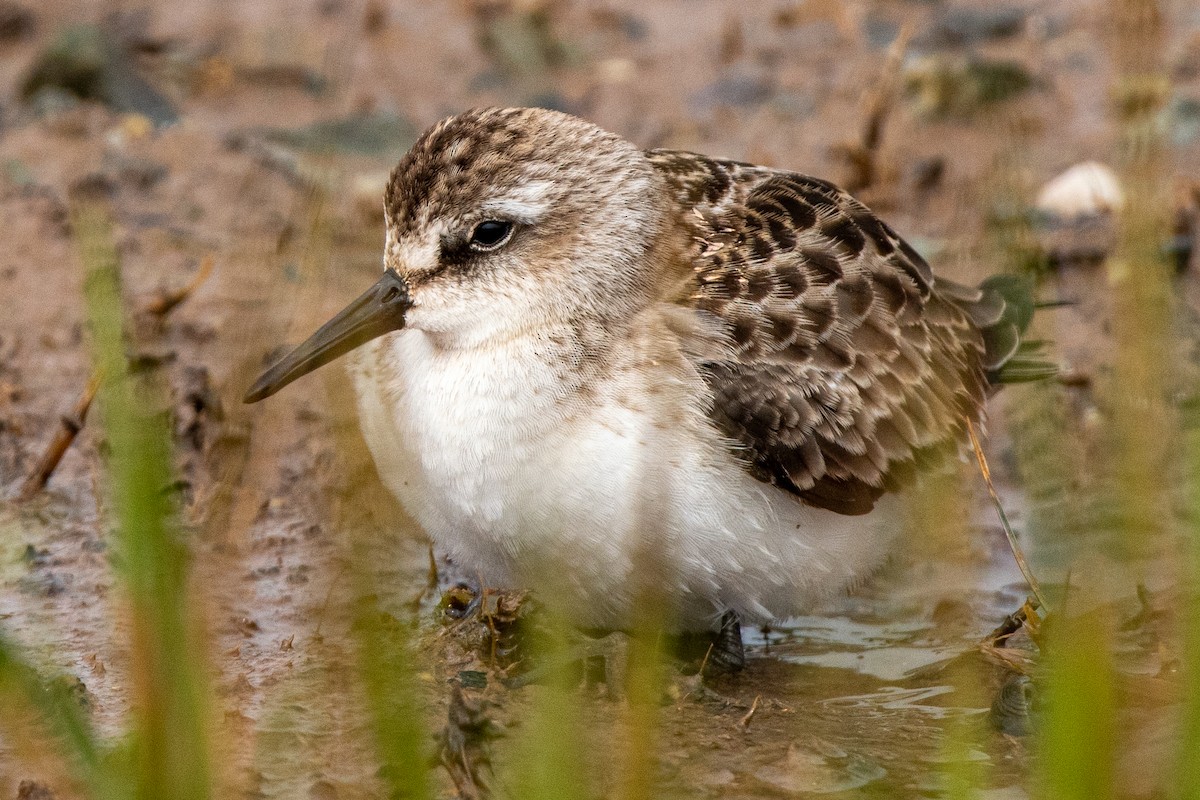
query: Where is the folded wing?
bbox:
[649,149,1031,515]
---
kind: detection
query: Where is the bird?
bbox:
[244,107,1046,664]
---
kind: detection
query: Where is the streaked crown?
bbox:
[378,107,673,342]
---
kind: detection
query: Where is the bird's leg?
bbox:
[702,610,746,678]
[406,543,443,611]
[426,544,440,591]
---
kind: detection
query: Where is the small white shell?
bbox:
[1035,161,1125,221]
[596,58,637,85]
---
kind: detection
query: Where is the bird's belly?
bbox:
[350,335,903,630]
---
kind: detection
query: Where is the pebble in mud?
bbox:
[916,7,1028,49]
[0,2,33,42]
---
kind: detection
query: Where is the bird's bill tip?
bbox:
[243,269,412,404]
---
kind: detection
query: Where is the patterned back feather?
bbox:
[648,149,1046,516]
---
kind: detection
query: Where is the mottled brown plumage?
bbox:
[379,109,1028,516]
[643,149,1021,515]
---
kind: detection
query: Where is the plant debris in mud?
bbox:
[436,683,500,800]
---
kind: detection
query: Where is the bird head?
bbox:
[245,107,670,403]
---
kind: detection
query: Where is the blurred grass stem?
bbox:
[967,419,1047,609]
[75,196,214,800]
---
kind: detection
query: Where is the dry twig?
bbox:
[438,684,495,800]
[139,256,214,317]
[979,599,1042,675]
[739,694,762,729]
[16,256,215,501]
[17,375,101,500]
[836,22,913,193]
[983,598,1041,648]
[966,419,1048,610]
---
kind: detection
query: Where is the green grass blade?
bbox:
[509,613,591,800]
[352,586,434,800]
[618,625,664,800]
[940,717,985,800]
[73,196,213,800]
[1035,611,1117,800]
[0,633,107,791]
[1177,410,1200,798]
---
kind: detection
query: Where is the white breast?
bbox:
[349,328,901,631]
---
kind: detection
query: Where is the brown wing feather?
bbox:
[648,149,1009,516]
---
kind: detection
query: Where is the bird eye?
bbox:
[468,220,514,251]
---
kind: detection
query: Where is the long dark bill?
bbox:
[243,269,412,403]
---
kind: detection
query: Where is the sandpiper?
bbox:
[246,107,1042,650]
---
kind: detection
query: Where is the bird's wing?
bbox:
[648,149,1018,516]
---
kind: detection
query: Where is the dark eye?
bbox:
[469,220,514,251]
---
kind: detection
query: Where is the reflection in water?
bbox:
[823,685,968,718]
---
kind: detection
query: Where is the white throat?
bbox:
[348,315,901,631]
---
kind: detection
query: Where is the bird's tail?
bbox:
[939,274,1059,386]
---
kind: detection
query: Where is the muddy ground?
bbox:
[1,0,1200,798]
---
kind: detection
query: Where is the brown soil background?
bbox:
[1,0,1199,798]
